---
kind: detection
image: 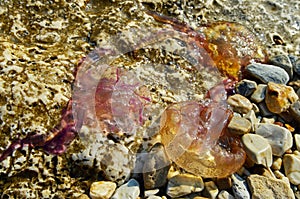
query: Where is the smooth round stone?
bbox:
[245,63,289,84]
[89,181,117,199]
[255,123,293,156]
[247,174,295,199]
[270,54,294,79]
[250,84,267,103]
[235,79,257,97]
[283,152,300,185]
[242,134,273,167]
[231,173,250,199]
[227,94,253,114]
[265,82,298,114]
[228,115,252,135]
[166,174,204,198]
[111,179,140,199]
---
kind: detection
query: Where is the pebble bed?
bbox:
[85,54,300,199]
[0,0,300,199]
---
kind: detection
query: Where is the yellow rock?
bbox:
[265,82,298,114]
[89,181,117,199]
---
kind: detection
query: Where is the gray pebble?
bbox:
[257,102,274,117]
[235,79,257,97]
[293,57,300,76]
[270,54,293,79]
[250,84,267,103]
[245,63,289,84]
[255,123,293,156]
[231,173,250,199]
[290,100,300,123]
[112,179,140,199]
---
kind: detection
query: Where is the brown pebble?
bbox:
[265,82,298,114]
[216,177,232,190]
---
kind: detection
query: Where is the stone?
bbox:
[166,174,204,198]
[257,102,274,117]
[235,79,257,97]
[293,57,300,76]
[271,157,282,170]
[143,143,171,189]
[295,134,300,151]
[247,174,295,199]
[217,190,235,199]
[255,123,293,156]
[261,117,275,124]
[265,82,298,114]
[290,101,300,123]
[241,134,273,167]
[78,194,90,199]
[227,94,253,114]
[250,84,267,103]
[227,115,251,135]
[283,152,300,185]
[203,181,219,199]
[144,189,160,197]
[111,179,140,199]
[270,54,294,79]
[245,63,290,84]
[273,170,290,184]
[231,173,250,199]
[243,110,259,132]
[89,181,117,199]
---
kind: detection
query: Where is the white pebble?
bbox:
[112,179,140,199]
[242,134,273,167]
[89,181,116,199]
[255,123,293,156]
[283,152,300,185]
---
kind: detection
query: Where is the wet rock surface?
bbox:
[0,0,300,198]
